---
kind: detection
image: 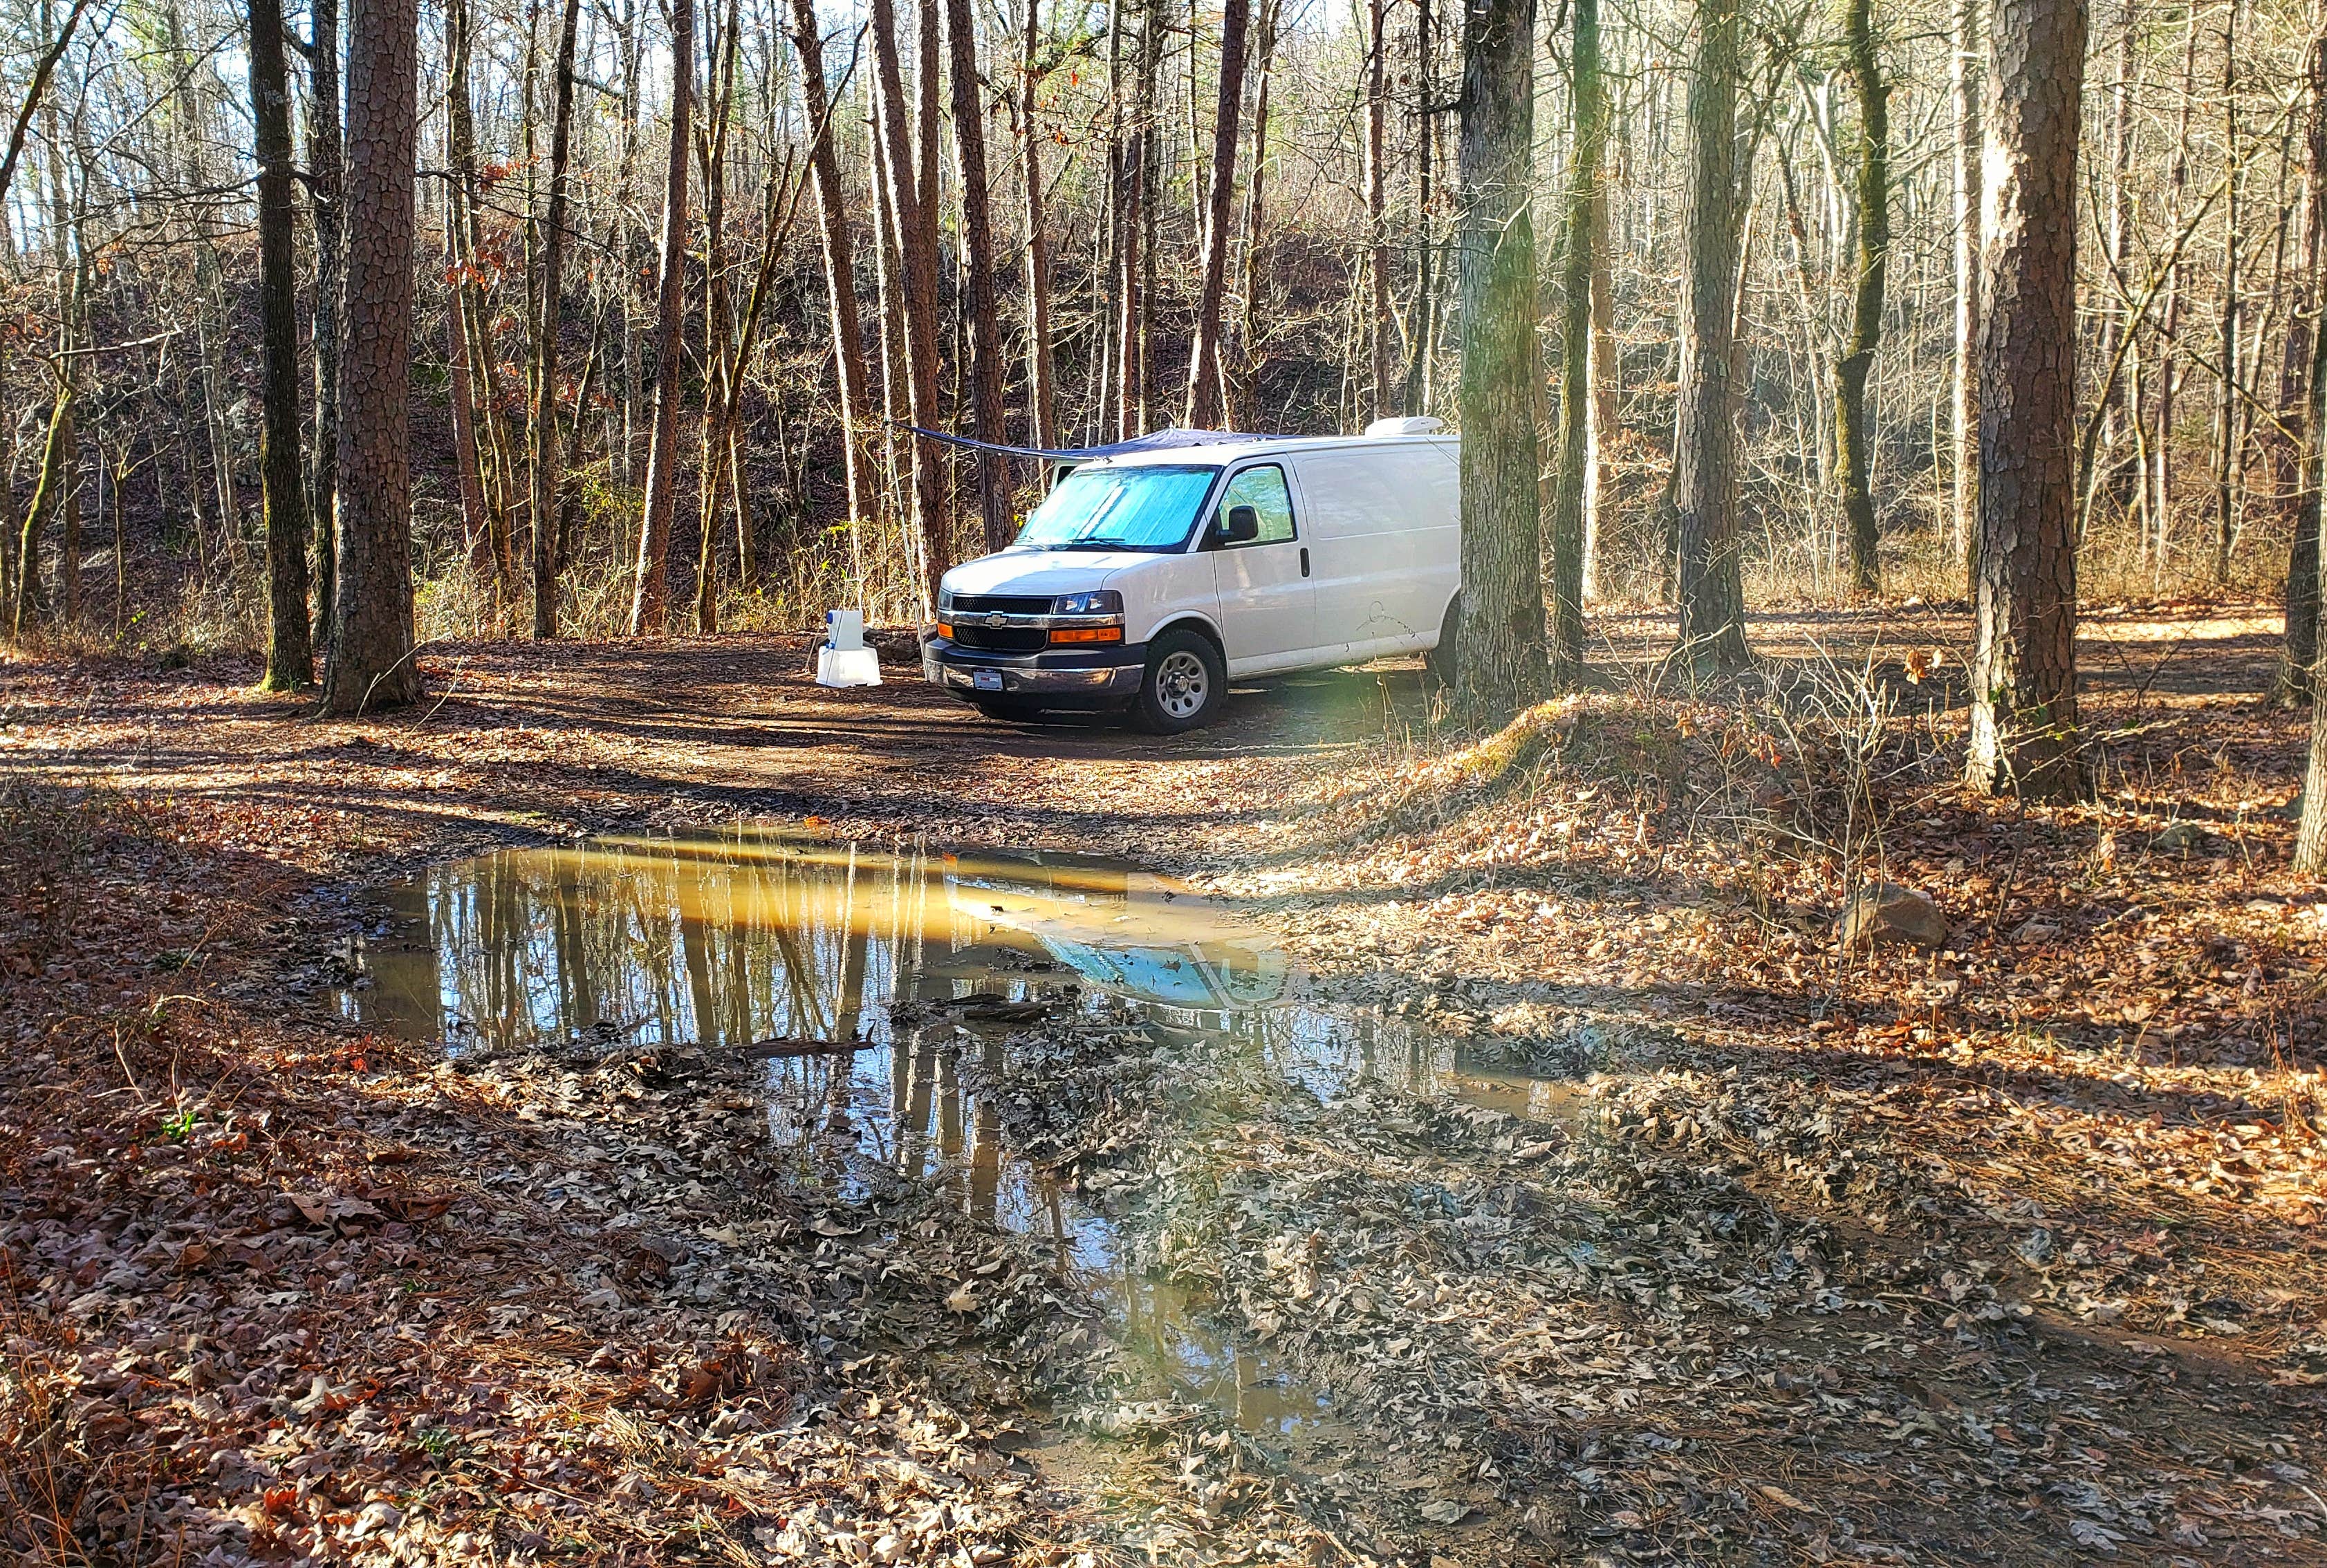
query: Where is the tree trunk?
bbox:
[1452,0,1543,716]
[1019,0,1057,449]
[306,0,342,648]
[694,0,739,633]
[1967,0,2086,799]
[790,0,877,539]
[529,0,582,638]
[1236,0,1277,424]
[1184,0,1249,427]
[1951,0,1981,580]
[1582,133,1617,601]
[319,0,419,714]
[627,0,692,635]
[251,0,312,689]
[2213,6,2241,584]
[1673,0,1750,673]
[1835,0,1887,597]
[945,0,1014,550]
[2296,245,2327,864]
[10,382,68,639]
[1546,0,1603,685]
[871,0,949,611]
[1364,0,1394,416]
[2284,23,2327,699]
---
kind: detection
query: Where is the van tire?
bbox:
[972,696,1042,723]
[1133,628,1225,734]
[1425,597,1461,688]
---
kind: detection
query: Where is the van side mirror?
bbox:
[1214,504,1261,545]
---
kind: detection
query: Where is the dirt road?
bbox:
[3,607,2325,1566]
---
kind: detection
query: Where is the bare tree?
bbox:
[1185,0,1249,428]
[304,0,343,647]
[1950,0,1981,576]
[251,0,311,689]
[1835,0,1888,597]
[1967,0,2087,798]
[1019,0,1057,448]
[1672,0,1751,673]
[1451,0,1543,715]
[790,0,877,535]
[1546,0,1604,684]
[627,0,692,635]
[529,0,583,637]
[869,0,947,608]
[945,0,1014,549]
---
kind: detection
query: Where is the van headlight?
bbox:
[1053,590,1122,616]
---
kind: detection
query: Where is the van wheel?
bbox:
[972,696,1042,723]
[1425,597,1461,688]
[1134,630,1225,734]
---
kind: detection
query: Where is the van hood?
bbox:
[942,548,1157,600]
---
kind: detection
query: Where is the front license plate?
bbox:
[972,669,1004,691]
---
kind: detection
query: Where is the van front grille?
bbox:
[949,594,1053,615]
[949,625,1048,653]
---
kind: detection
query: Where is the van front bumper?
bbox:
[923,635,1147,702]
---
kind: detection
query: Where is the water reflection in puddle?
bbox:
[338,828,1582,1444]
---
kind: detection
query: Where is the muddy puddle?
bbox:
[337,828,1587,1455]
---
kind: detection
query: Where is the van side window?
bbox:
[1214,465,1297,546]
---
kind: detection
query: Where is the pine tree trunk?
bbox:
[2214,7,2241,584]
[1546,0,1603,684]
[945,0,1015,550]
[627,0,692,635]
[1967,0,2086,799]
[306,0,342,648]
[529,0,582,638]
[1452,0,1543,716]
[1674,0,1750,673]
[1184,0,1248,427]
[251,0,312,689]
[319,0,419,714]
[1835,0,1887,597]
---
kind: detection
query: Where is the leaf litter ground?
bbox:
[2,605,2324,1565]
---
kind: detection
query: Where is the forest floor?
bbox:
[2,601,2325,1566]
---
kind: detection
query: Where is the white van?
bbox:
[921,418,1461,731]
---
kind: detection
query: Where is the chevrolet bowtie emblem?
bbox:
[985,612,1008,628]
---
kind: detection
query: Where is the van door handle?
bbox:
[1299,547,1310,578]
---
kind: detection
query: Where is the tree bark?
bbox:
[529,0,583,638]
[869,0,947,608]
[1184,0,1248,427]
[2284,22,2327,699]
[1546,0,1604,685]
[1835,0,1888,597]
[306,0,342,648]
[627,0,692,635]
[945,0,1014,550]
[1673,0,1750,673]
[790,0,877,539]
[319,0,419,714]
[1951,0,1981,578]
[1019,0,1057,449]
[1236,0,1277,424]
[10,382,68,639]
[1364,0,1394,416]
[2296,234,2327,864]
[1452,0,1543,716]
[251,0,313,689]
[1967,0,2086,799]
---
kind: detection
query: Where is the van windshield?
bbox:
[1015,464,1218,553]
